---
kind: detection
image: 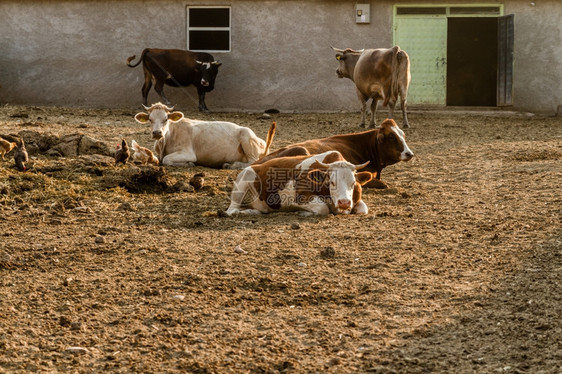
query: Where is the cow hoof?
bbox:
[217,209,230,218]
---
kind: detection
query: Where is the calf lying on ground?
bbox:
[134,103,276,169]
[226,151,373,216]
[254,118,413,188]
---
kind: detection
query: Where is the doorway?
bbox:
[394,6,514,107]
[447,17,497,106]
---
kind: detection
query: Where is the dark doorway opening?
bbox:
[447,17,497,106]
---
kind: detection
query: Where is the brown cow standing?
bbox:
[332,46,411,128]
[254,119,413,188]
[127,48,221,112]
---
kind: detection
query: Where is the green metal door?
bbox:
[394,17,447,105]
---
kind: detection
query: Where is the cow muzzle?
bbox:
[200,79,209,87]
[337,199,352,211]
[401,151,414,161]
[336,69,344,78]
[152,130,163,139]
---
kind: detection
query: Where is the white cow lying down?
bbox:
[134,103,276,169]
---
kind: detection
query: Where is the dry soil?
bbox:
[0,105,560,373]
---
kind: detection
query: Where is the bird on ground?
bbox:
[114,139,130,166]
[189,172,205,191]
[14,138,29,171]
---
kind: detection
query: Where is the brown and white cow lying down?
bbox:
[227,151,373,216]
[332,46,411,128]
[254,118,413,189]
[134,103,276,169]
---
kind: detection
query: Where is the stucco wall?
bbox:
[0,0,560,114]
[505,0,562,114]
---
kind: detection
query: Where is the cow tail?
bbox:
[126,49,148,68]
[387,46,402,107]
[261,121,277,158]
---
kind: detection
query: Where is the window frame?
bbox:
[186,5,231,53]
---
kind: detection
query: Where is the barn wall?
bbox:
[504,0,562,114]
[0,0,560,114]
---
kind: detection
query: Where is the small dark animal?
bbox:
[115,139,130,166]
[189,172,205,191]
[14,138,29,171]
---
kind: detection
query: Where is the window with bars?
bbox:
[187,7,231,52]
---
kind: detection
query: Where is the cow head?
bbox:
[376,119,414,164]
[196,60,222,90]
[134,102,184,140]
[331,46,364,80]
[308,160,372,214]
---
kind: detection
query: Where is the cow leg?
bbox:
[141,69,153,106]
[197,87,209,112]
[161,151,196,167]
[369,98,379,128]
[154,80,172,106]
[298,197,331,216]
[351,200,369,215]
[226,168,268,215]
[223,161,250,170]
[364,169,388,189]
[400,95,410,128]
[237,128,264,164]
[356,90,368,128]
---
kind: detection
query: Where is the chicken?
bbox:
[189,172,205,191]
[114,139,130,166]
[0,138,17,160]
[14,138,29,171]
[130,139,159,166]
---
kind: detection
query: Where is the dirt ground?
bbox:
[0,104,560,373]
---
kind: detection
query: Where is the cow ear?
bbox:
[335,53,344,61]
[307,169,328,186]
[168,111,184,122]
[212,61,222,68]
[377,132,384,144]
[134,112,150,124]
[355,171,373,186]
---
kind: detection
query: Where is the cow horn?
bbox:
[142,104,151,111]
[164,104,175,111]
[212,61,222,67]
[354,161,370,170]
[314,161,330,168]
[331,46,345,53]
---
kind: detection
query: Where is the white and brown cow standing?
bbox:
[332,46,411,128]
[134,103,276,169]
[227,151,373,216]
[254,118,413,189]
